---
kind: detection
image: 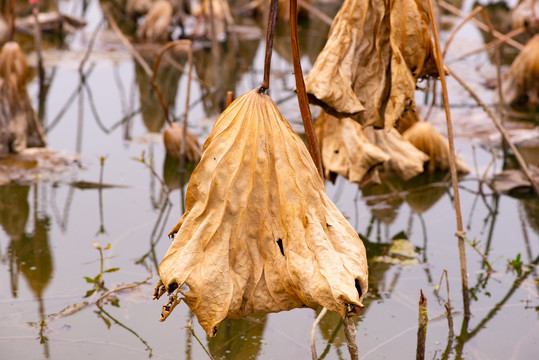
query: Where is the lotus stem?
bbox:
[426,0,471,317]
[290,0,324,179]
[259,0,278,93]
[416,289,428,360]
[343,316,359,360]
[310,307,328,359]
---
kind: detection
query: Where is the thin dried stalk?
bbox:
[447,67,539,195]
[103,7,153,77]
[426,0,471,317]
[310,307,328,360]
[290,0,323,179]
[442,5,483,58]
[447,27,525,64]
[259,0,278,93]
[416,289,428,360]
[439,0,523,51]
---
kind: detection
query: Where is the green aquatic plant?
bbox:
[83,242,119,298]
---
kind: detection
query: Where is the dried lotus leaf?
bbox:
[315,111,389,184]
[156,89,368,336]
[403,121,470,174]
[163,123,202,163]
[136,0,173,41]
[305,0,437,130]
[364,127,428,181]
[501,35,539,110]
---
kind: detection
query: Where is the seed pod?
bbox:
[156,89,368,336]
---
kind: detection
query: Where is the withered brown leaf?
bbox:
[304,0,437,130]
[156,89,368,336]
[315,110,389,185]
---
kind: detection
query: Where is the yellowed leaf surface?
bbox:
[364,127,429,181]
[315,111,389,185]
[304,0,437,129]
[402,121,470,174]
[163,123,202,163]
[155,89,368,336]
[501,34,539,110]
[136,0,173,41]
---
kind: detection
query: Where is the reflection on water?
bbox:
[0,0,538,359]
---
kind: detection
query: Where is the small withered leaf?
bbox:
[156,89,368,336]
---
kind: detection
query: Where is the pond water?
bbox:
[1,0,538,359]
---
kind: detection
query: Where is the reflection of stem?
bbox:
[96,304,153,357]
[186,320,215,360]
[456,255,539,354]
[45,66,95,134]
[426,0,470,317]
[79,19,104,73]
[317,318,343,360]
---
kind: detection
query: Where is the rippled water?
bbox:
[0,0,538,359]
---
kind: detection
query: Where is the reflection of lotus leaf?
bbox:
[372,239,418,266]
[0,185,29,239]
[162,153,197,191]
[207,314,267,359]
[0,148,81,185]
[135,49,185,132]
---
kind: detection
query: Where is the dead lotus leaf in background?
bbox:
[403,121,470,174]
[0,41,46,154]
[315,110,389,185]
[163,123,202,163]
[304,0,437,130]
[155,89,368,336]
[136,0,173,41]
[364,127,428,181]
[501,34,539,110]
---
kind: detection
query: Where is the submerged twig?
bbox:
[290,0,323,179]
[416,289,428,360]
[446,67,539,195]
[426,0,471,317]
[310,307,328,360]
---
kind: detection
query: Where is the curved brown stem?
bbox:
[290,0,323,179]
[259,0,278,93]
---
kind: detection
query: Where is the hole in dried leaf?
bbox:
[212,327,218,336]
[334,149,339,154]
[276,238,284,256]
[167,282,178,294]
[326,223,332,228]
[355,278,362,299]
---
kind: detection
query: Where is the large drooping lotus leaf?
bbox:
[155,89,368,336]
[315,110,389,185]
[304,0,437,130]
